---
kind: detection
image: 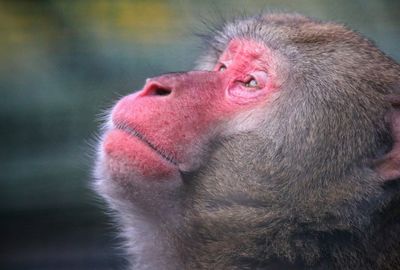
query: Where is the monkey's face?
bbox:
[99,39,277,184]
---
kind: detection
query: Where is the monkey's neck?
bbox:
[117,203,184,270]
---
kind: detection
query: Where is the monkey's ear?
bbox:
[374,95,400,182]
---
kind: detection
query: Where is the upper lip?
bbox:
[114,122,178,166]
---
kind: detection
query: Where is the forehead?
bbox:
[220,39,267,60]
[218,39,275,73]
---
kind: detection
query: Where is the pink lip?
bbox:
[114,122,178,166]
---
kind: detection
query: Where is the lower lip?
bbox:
[103,129,178,178]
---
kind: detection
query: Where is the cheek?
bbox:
[226,84,277,105]
[226,85,263,103]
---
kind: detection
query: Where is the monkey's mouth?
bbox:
[114,123,178,166]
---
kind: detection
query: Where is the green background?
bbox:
[1,1,399,269]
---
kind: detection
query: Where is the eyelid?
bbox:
[249,71,268,87]
[243,75,256,83]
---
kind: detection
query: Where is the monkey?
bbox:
[94,13,400,270]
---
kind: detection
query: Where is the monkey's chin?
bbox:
[102,129,179,179]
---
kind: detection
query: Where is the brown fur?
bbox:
[95,13,400,269]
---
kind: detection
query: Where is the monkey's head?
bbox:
[94,13,400,269]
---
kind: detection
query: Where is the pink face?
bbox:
[215,39,277,103]
[102,39,278,179]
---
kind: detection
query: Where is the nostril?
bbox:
[154,87,171,96]
[141,80,173,97]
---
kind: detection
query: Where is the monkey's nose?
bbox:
[140,80,172,97]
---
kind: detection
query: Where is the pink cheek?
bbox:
[103,130,177,179]
[226,86,275,105]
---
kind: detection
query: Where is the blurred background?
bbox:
[0,0,399,269]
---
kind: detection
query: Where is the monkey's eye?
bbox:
[244,77,258,88]
[218,64,227,72]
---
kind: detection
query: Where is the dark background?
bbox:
[1,1,399,269]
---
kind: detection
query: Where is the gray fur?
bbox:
[95,13,400,269]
